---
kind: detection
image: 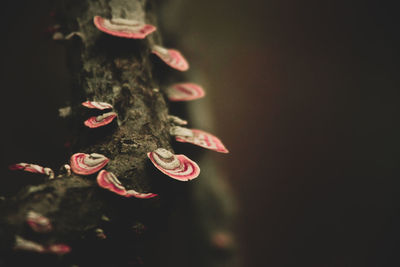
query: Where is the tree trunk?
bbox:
[0,0,236,266]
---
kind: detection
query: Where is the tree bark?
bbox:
[0,1,236,266]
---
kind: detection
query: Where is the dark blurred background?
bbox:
[1,0,400,266]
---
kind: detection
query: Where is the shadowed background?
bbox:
[1,0,400,266]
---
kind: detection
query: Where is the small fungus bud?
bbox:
[82,101,113,110]
[52,32,64,40]
[95,228,107,239]
[84,112,117,128]
[101,215,110,222]
[166,83,205,101]
[70,153,109,175]
[26,211,52,233]
[93,16,156,39]
[151,45,189,71]
[44,167,55,179]
[167,115,188,126]
[147,148,200,181]
[58,164,71,177]
[97,170,158,199]
[171,128,229,153]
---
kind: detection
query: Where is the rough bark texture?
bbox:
[0,0,235,266]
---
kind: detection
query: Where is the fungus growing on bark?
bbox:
[82,101,113,110]
[84,112,117,128]
[151,45,189,71]
[14,236,46,253]
[170,127,229,153]
[167,115,188,126]
[46,244,71,255]
[147,148,200,181]
[97,170,157,199]
[14,236,71,255]
[9,163,55,179]
[70,153,109,175]
[166,83,205,101]
[95,228,107,239]
[26,211,52,233]
[93,16,156,39]
[58,164,71,177]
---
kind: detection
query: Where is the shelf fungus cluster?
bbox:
[7,7,230,258]
[82,101,117,128]
[90,13,228,182]
[68,153,156,199]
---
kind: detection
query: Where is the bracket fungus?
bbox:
[70,153,109,175]
[166,83,205,101]
[97,170,158,199]
[14,236,71,255]
[46,244,71,255]
[9,163,55,179]
[147,148,200,181]
[170,127,229,153]
[26,211,52,233]
[84,111,117,128]
[167,115,188,126]
[82,101,113,110]
[14,236,46,253]
[151,45,189,71]
[93,16,156,39]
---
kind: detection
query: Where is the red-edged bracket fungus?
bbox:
[151,45,189,71]
[166,83,205,101]
[147,148,200,181]
[84,111,117,128]
[97,170,158,199]
[9,163,55,179]
[82,101,113,110]
[14,236,71,255]
[170,127,229,153]
[26,211,52,233]
[46,244,71,255]
[93,16,156,39]
[70,153,109,175]
[168,115,188,126]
